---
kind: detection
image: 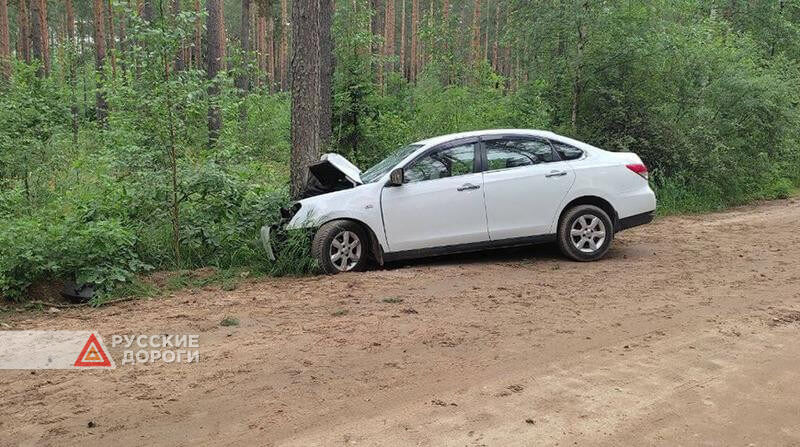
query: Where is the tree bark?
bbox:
[141,0,154,23]
[319,0,333,147]
[410,0,417,82]
[267,16,275,92]
[107,0,117,79]
[236,0,251,124]
[0,0,9,83]
[206,0,225,146]
[118,0,128,74]
[30,0,49,77]
[492,1,499,71]
[66,0,79,140]
[399,0,405,78]
[193,0,202,68]
[280,0,289,90]
[370,0,383,82]
[572,0,588,131]
[383,0,395,73]
[483,0,489,61]
[93,0,108,123]
[257,11,266,87]
[173,0,185,72]
[471,0,481,65]
[17,0,30,62]
[290,0,322,199]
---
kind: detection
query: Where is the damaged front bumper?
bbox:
[260,203,303,261]
[260,224,277,261]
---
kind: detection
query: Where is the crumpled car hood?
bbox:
[303,153,363,198]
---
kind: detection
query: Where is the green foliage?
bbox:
[268,228,319,277]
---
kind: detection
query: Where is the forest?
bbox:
[0,0,798,302]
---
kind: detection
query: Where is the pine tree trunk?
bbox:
[483,0,489,61]
[319,0,334,147]
[492,1,499,71]
[141,0,154,23]
[319,0,336,148]
[383,0,395,74]
[471,0,481,65]
[17,0,30,63]
[65,0,78,140]
[257,14,266,87]
[280,0,289,90]
[118,0,128,75]
[193,0,202,68]
[399,0,405,78]
[236,0,251,124]
[93,0,108,123]
[267,16,275,92]
[30,0,49,77]
[173,0,185,72]
[0,0,9,83]
[410,0,417,82]
[107,0,117,79]
[290,0,322,199]
[572,0,588,131]
[371,0,383,83]
[207,0,225,146]
[251,3,259,85]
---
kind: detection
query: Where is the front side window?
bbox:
[484,138,557,171]
[404,143,477,183]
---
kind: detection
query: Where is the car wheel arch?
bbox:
[557,196,619,231]
[316,217,385,266]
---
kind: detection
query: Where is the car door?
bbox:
[481,136,576,240]
[381,140,489,252]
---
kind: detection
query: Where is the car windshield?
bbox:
[360,144,422,183]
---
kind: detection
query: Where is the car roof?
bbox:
[412,129,559,148]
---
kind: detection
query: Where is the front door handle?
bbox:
[545,170,568,178]
[457,183,481,191]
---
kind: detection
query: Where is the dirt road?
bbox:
[2,199,800,446]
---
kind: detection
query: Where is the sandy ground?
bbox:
[2,198,800,446]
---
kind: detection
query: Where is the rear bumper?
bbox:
[617,210,655,232]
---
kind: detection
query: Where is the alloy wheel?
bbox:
[570,214,606,253]
[329,230,362,272]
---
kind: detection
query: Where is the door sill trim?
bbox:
[382,234,556,263]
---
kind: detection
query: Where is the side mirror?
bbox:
[389,168,404,186]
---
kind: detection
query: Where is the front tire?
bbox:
[312,220,370,274]
[558,205,614,262]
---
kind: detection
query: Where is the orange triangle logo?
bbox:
[74,334,113,368]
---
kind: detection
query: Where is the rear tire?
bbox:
[312,220,370,274]
[558,205,614,262]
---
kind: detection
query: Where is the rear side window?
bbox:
[551,141,584,160]
[484,138,557,171]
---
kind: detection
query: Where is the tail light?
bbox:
[626,163,649,180]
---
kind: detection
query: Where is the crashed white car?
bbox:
[262,129,656,274]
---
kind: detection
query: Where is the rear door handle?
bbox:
[457,183,481,191]
[545,170,568,178]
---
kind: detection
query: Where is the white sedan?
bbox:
[262,129,656,274]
